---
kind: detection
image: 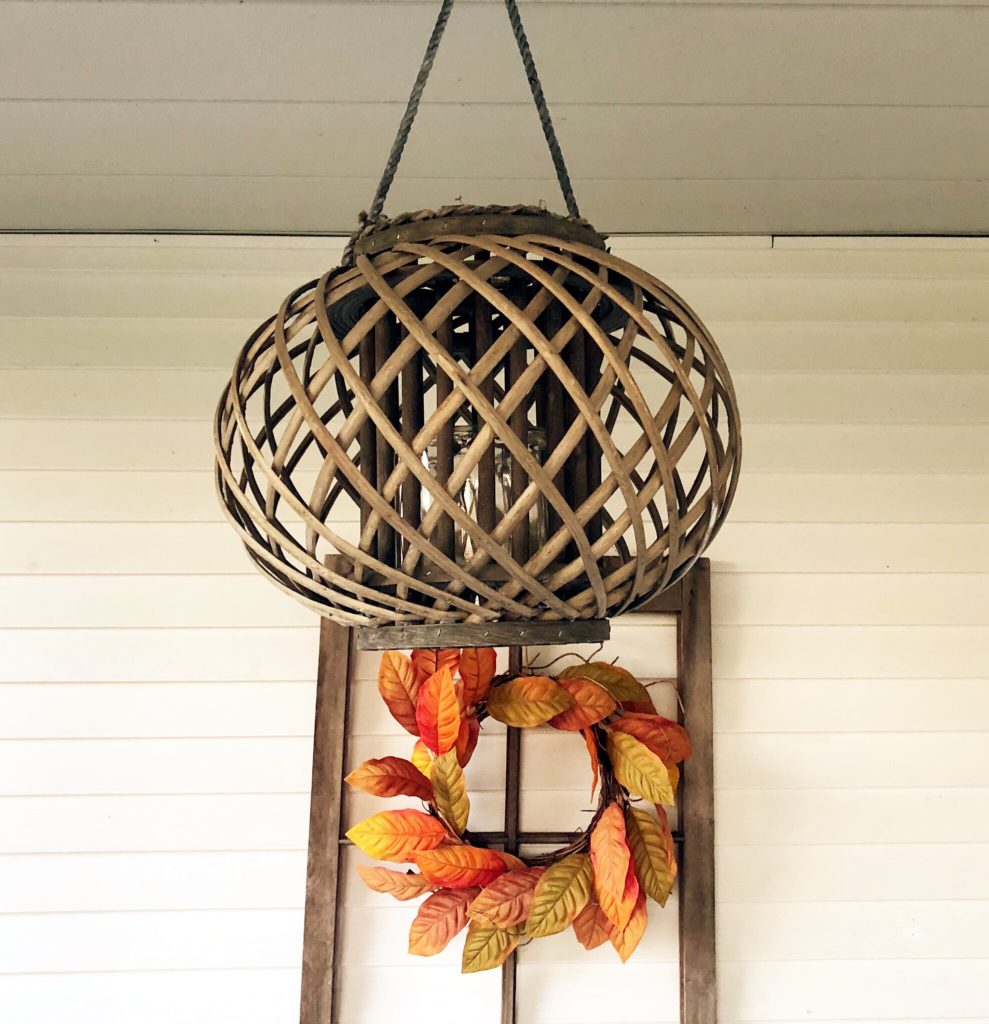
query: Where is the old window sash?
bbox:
[299,559,716,1024]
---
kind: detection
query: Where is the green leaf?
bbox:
[607,730,676,805]
[624,805,677,907]
[430,749,470,835]
[526,853,593,938]
[461,922,519,973]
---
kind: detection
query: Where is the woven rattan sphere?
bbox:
[214,207,741,628]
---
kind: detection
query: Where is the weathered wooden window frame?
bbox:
[299,559,716,1024]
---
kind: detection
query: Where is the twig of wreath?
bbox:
[345,647,690,973]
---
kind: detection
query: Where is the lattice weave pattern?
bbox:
[214,213,741,626]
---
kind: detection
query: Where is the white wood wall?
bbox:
[1,234,987,1022]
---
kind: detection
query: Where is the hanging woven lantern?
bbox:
[213,3,741,648]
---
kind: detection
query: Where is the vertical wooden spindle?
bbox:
[434,318,456,562]
[506,312,529,564]
[400,342,424,536]
[540,302,564,545]
[474,294,497,534]
[374,316,398,568]
[584,330,604,545]
[356,330,377,579]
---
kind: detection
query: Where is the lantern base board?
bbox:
[354,617,610,652]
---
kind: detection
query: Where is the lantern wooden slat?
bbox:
[214,207,741,637]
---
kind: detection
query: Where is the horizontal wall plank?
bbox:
[0,794,311,853]
[3,174,987,234]
[3,2,987,106]
[0,851,308,912]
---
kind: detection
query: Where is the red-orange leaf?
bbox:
[459,647,496,707]
[346,809,448,863]
[609,885,647,962]
[549,677,617,732]
[611,713,692,764]
[572,900,612,950]
[468,868,544,929]
[455,713,480,768]
[590,802,634,931]
[377,651,419,735]
[582,728,601,801]
[411,648,461,689]
[413,845,507,889]
[408,888,477,956]
[416,667,462,755]
[344,757,432,801]
[357,866,434,902]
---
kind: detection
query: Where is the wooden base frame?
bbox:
[299,559,716,1024]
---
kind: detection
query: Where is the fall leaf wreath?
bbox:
[345,647,690,973]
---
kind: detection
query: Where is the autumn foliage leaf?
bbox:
[607,729,676,805]
[572,900,612,950]
[549,677,617,731]
[459,647,496,707]
[412,648,460,689]
[416,667,462,755]
[590,802,635,931]
[344,757,432,801]
[526,853,593,938]
[455,714,480,768]
[468,867,544,929]
[411,740,432,779]
[486,676,574,728]
[582,728,601,801]
[377,651,419,735]
[461,921,520,973]
[357,866,434,902]
[609,886,647,962]
[430,749,470,835]
[346,809,448,863]
[624,805,677,908]
[492,850,527,872]
[413,845,507,889]
[560,662,650,707]
[611,713,692,765]
[408,888,477,956]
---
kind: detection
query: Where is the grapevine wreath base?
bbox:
[346,647,690,973]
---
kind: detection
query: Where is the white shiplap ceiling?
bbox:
[1,0,987,234]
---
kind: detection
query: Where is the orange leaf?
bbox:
[408,888,477,956]
[413,845,507,889]
[416,667,462,755]
[345,809,448,863]
[411,740,432,779]
[412,648,461,689]
[611,713,692,764]
[582,728,601,801]
[609,885,647,962]
[459,647,496,707]
[468,867,544,929]
[377,651,419,735]
[356,866,434,902]
[344,757,432,801]
[590,802,635,931]
[572,900,612,950]
[549,677,617,731]
[486,676,574,728]
[455,714,480,768]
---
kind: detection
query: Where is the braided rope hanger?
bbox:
[342,0,581,264]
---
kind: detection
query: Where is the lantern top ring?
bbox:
[349,203,607,261]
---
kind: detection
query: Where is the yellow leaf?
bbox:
[416,667,462,755]
[486,676,574,728]
[609,886,647,962]
[625,805,677,907]
[607,729,675,805]
[590,802,635,931]
[549,677,617,732]
[408,888,477,956]
[377,651,419,735]
[411,740,432,779]
[345,809,448,863]
[430,749,470,835]
[461,922,519,973]
[559,662,649,705]
[468,867,544,929]
[413,845,507,889]
[572,900,612,950]
[344,756,432,801]
[526,853,593,938]
[356,866,434,902]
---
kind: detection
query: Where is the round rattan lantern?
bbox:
[215,205,740,635]
[213,3,741,646]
